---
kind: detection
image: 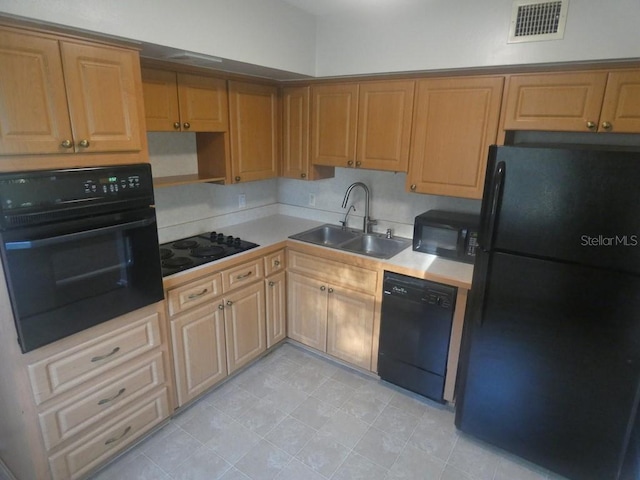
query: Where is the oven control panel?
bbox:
[84,174,142,195]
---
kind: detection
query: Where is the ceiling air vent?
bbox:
[508,0,569,43]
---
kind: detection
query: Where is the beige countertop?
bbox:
[174,214,474,290]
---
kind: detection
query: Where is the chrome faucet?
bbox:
[341,182,376,233]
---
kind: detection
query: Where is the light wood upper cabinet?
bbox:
[311,83,359,167]
[0,28,143,156]
[356,81,415,171]
[502,69,640,133]
[407,76,504,199]
[141,68,228,132]
[597,70,640,133]
[228,81,279,183]
[311,81,414,172]
[282,86,334,181]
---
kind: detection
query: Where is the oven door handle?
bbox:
[4,217,156,250]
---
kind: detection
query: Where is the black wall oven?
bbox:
[0,164,164,353]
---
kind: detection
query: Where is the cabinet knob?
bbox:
[347,160,354,166]
[601,121,612,131]
[269,281,275,287]
[355,161,362,167]
[78,139,90,148]
[328,287,334,293]
[218,304,224,310]
[320,285,326,291]
[226,300,233,306]
[586,121,596,130]
[274,260,281,266]
[235,176,241,182]
[301,173,307,178]
[60,139,73,149]
[410,184,417,191]
[173,122,181,130]
[183,122,191,129]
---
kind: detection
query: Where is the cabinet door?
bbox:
[407,76,503,199]
[60,41,143,153]
[228,81,278,183]
[282,86,310,179]
[171,303,227,406]
[311,83,359,167]
[357,80,414,171]
[287,272,327,351]
[0,29,73,155]
[599,70,640,133]
[502,71,608,132]
[265,271,286,348]
[141,68,180,131]
[224,281,266,374]
[177,73,228,132]
[326,286,374,370]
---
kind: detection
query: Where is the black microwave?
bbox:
[413,210,480,264]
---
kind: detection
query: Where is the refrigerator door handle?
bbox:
[482,161,506,249]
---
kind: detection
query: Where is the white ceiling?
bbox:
[279,0,424,17]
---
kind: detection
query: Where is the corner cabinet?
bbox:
[310,80,415,172]
[141,68,228,132]
[228,81,279,183]
[287,248,377,370]
[502,69,640,133]
[282,86,334,181]
[0,26,146,166]
[407,76,504,199]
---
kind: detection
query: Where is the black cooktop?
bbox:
[159,231,259,276]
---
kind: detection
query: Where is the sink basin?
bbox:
[289,224,411,259]
[340,234,412,259]
[289,224,360,246]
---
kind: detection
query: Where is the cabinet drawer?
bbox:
[48,388,170,480]
[167,272,223,316]
[264,249,286,277]
[222,258,263,292]
[287,250,377,293]
[38,351,166,451]
[28,312,162,405]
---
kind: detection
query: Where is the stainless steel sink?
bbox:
[289,224,360,246]
[339,234,412,259]
[289,224,411,259]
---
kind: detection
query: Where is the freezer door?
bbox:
[455,251,640,480]
[481,145,640,274]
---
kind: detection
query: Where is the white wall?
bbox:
[0,0,317,76]
[314,0,640,76]
[148,133,480,242]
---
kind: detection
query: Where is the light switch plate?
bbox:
[238,194,246,208]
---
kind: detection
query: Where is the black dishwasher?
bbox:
[378,271,456,403]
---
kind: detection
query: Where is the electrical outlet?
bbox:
[238,194,246,208]
[308,193,316,207]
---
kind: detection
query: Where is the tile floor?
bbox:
[87,343,567,480]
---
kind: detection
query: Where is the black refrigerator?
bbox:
[455,145,640,480]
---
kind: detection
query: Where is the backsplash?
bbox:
[148,133,481,242]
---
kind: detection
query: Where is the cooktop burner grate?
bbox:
[159,231,259,276]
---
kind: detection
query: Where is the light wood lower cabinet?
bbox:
[170,303,227,406]
[287,250,377,370]
[167,254,272,406]
[265,271,287,348]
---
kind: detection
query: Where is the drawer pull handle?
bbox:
[104,425,132,445]
[236,271,252,279]
[91,347,120,363]
[187,288,209,299]
[98,388,126,406]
